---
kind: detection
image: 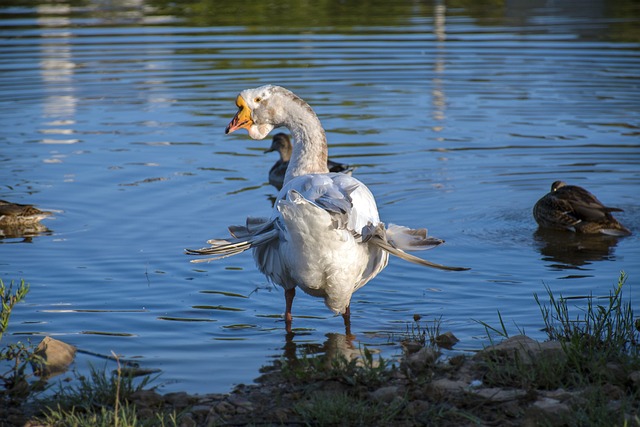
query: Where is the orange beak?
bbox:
[225,95,253,134]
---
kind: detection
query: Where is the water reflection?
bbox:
[0,223,52,241]
[281,331,376,368]
[431,1,447,128]
[37,4,78,146]
[533,228,622,269]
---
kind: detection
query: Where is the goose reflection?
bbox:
[533,228,621,268]
[281,332,376,369]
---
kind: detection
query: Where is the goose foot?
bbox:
[342,305,352,337]
[285,288,295,333]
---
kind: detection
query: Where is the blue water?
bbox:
[1,0,639,394]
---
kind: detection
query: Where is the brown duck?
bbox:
[264,133,352,190]
[0,200,52,225]
[533,181,631,236]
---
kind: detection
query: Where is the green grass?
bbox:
[294,390,405,426]
[478,271,640,426]
[35,358,183,427]
[0,279,29,341]
[398,314,443,347]
[40,402,181,427]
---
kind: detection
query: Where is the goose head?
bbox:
[225,85,288,140]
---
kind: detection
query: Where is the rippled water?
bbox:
[1,0,639,394]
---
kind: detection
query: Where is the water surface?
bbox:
[1,0,639,394]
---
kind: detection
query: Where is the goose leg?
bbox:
[285,288,295,333]
[342,305,352,337]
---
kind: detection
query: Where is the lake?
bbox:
[1,0,639,395]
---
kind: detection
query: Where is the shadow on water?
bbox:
[533,228,624,270]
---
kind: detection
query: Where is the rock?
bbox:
[429,378,467,398]
[163,391,193,409]
[435,331,459,349]
[130,389,164,408]
[628,370,640,390]
[470,387,528,402]
[214,400,235,416]
[401,341,423,354]
[190,404,212,416]
[405,346,439,372]
[370,386,399,403]
[178,413,197,427]
[541,388,573,402]
[524,396,570,425]
[405,399,430,416]
[537,340,566,364]
[33,336,76,377]
[606,362,626,384]
[137,407,155,420]
[229,396,254,411]
[476,335,566,366]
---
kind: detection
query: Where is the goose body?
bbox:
[187,85,467,332]
[265,133,352,190]
[0,200,52,225]
[533,181,631,236]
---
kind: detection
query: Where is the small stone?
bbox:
[215,400,235,415]
[401,341,423,354]
[33,336,76,377]
[435,331,459,349]
[470,387,527,402]
[525,396,570,425]
[477,335,537,363]
[179,413,197,427]
[130,389,164,408]
[628,371,640,390]
[272,407,291,421]
[429,378,467,397]
[164,391,192,409]
[406,346,439,372]
[137,407,155,420]
[541,388,573,402]
[406,399,430,416]
[190,405,212,416]
[230,397,254,410]
[370,386,399,403]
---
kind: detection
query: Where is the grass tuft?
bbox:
[294,390,404,426]
[480,271,640,426]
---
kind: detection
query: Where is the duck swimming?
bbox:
[264,132,352,190]
[0,200,52,225]
[187,85,468,333]
[533,181,631,236]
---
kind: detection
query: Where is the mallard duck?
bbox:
[264,133,352,190]
[0,200,52,225]
[187,85,468,333]
[533,181,631,236]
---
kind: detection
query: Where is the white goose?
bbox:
[187,85,468,333]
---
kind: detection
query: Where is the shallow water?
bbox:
[1,0,639,394]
